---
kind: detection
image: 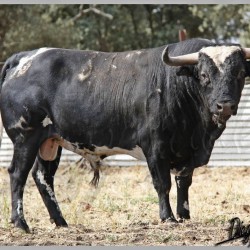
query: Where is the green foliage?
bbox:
[1,5,79,60]
[0,4,250,61]
[190,5,250,44]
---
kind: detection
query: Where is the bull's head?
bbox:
[162,45,250,127]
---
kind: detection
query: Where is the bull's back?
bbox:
[1,47,159,147]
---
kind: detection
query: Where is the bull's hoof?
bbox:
[50,217,68,227]
[162,217,178,223]
[177,212,190,220]
[13,219,30,233]
[177,218,187,223]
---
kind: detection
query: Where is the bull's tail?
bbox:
[0,60,10,89]
[0,114,3,149]
[0,53,21,150]
[0,51,30,90]
[0,57,12,150]
[0,52,28,148]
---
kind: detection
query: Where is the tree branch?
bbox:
[72,5,113,22]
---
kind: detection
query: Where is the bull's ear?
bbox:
[176,66,196,77]
[245,61,250,77]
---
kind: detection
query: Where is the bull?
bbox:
[0,38,249,232]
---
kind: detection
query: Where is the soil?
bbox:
[0,163,250,246]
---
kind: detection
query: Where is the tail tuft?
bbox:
[89,169,100,188]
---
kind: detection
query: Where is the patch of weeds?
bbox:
[105,234,119,242]
[204,215,227,226]
[1,195,10,228]
[162,234,173,243]
[97,194,121,213]
[130,199,140,206]
[143,195,158,204]
[216,215,230,225]
[162,233,182,243]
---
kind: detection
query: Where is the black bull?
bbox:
[1,38,250,232]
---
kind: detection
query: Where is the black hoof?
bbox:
[50,217,68,227]
[13,219,30,233]
[162,217,178,223]
[177,212,190,220]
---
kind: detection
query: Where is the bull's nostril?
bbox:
[217,103,223,111]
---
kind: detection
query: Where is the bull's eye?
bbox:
[200,72,210,85]
[238,70,246,79]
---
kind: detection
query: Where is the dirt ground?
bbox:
[1,162,250,246]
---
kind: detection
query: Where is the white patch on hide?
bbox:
[176,180,181,189]
[17,199,25,219]
[55,138,146,162]
[126,50,142,59]
[42,116,53,127]
[183,201,189,211]
[200,46,241,72]
[10,48,52,79]
[10,116,33,131]
[36,170,62,215]
[78,59,93,81]
[126,53,132,59]
[170,167,187,176]
[93,145,146,161]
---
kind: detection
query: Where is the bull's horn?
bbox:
[243,48,250,59]
[162,46,199,66]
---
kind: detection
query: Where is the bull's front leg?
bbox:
[175,171,193,221]
[147,157,177,222]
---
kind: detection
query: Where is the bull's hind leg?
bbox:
[32,146,67,227]
[8,135,40,233]
[175,171,193,220]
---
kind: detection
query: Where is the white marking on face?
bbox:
[42,116,53,127]
[78,59,93,81]
[10,116,33,131]
[200,46,241,72]
[183,201,189,211]
[11,48,52,79]
[36,170,62,215]
[17,199,25,219]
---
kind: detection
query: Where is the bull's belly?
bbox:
[39,137,146,163]
[39,137,190,176]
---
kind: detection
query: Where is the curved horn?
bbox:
[243,48,250,59]
[162,46,199,66]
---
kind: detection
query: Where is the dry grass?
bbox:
[0,162,250,246]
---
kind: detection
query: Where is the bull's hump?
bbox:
[200,46,241,71]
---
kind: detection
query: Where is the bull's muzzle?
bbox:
[212,101,237,128]
[217,101,237,116]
